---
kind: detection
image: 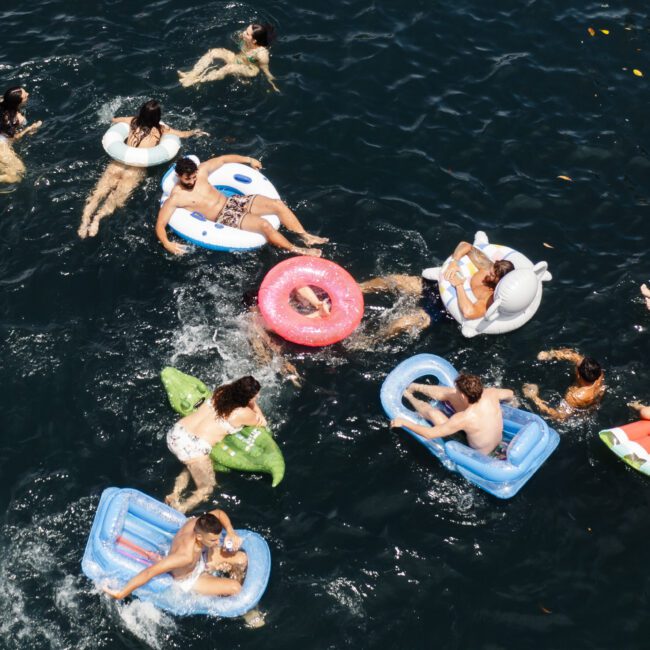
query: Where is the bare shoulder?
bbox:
[257,48,270,63]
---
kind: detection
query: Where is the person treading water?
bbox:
[156,156,328,256]
[178,23,279,92]
[390,373,515,458]
[78,100,207,238]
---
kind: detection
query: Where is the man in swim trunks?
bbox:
[358,240,514,340]
[390,373,515,456]
[156,156,328,256]
[522,349,605,421]
[103,510,247,600]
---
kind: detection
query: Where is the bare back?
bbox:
[452,388,505,454]
[178,399,253,446]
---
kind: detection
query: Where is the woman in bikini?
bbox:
[165,376,267,513]
[178,23,279,91]
[0,86,42,185]
[78,99,207,238]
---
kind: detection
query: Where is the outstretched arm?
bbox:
[390,412,466,440]
[13,120,43,140]
[538,349,583,365]
[163,125,209,139]
[522,384,572,421]
[202,155,262,175]
[451,276,488,319]
[156,197,187,256]
[103,551,192,600]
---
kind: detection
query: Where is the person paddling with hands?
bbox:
[103,510,246,600]
[390,373,515,457]
[156,156,328,256]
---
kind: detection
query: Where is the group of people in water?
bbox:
[3,19,649,621]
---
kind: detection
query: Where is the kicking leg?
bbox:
[403,389,449,425]
[86,169,143,237]
[240,213,322,256]
[173,456,216,514]
[165,468,192,509]
[249,196,328,245]
[641,284,650,310]
[191,63,259,85]
[179,48,236,85]
[379,309,431,340]
[79,164,121,238]
[0,145,26,184]
[359,275,423,295]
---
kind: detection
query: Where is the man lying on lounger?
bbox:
[390,373,515,457]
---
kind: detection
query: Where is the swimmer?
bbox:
[390,373,515,456]
[165,376,267,513]
[243,286,330,388]
[178,23,279,92]
[523,349,605,421]
[0,86,42,185]
[628,402,650,420]
[103,510,245,599]
[641,284,650,310]
[156,156,328,256]
[78,100,207,239]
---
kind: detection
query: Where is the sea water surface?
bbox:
[1,1,649,648]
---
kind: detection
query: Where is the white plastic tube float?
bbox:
[160,156,282,252]
[102,122,181,167]
[422,230,552,337]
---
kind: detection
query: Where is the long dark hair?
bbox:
[129,100,162,147]
[0,87,24,138]
[251,23,276,48]
[211,376,261,418]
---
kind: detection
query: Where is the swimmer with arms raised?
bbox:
[523,349,605,421]
[103,510,247,598]
[156,156,328,256]
[390,373,515,456]
[0,86,42,185]
[78,100,207,238]
[179,23,279,92]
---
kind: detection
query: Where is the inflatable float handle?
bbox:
[473,230,489,247]
[421,267,440,282]
[484,298,502,321]
[533,261,552,282]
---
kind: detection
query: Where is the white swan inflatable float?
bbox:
[422,231,552,337]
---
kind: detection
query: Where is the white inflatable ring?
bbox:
[160,157,281,252]
[423,231,552,337]
[102,122,181,167]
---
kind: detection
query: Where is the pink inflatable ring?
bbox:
[259,257,364,347]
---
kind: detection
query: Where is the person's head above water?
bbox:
[0,86,28,137]
[130,99,162,145]
[194,513,223,547]
[577,356,602,384]
[175,156,199,189]
[455,373,484,404]
[243,23,277,48]
[484,259,515,289]
[212,375,261,418]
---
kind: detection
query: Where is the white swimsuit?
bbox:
[175,550,207,593]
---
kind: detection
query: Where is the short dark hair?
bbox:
[485,260,515,289]
[195,513,223,536]
[455,373,484,403]
[578,357,602,383]
[251,23,276,47]
[175,157,198,176]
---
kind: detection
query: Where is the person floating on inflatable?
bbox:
[156,157,328,256]
[523,349,605,421]
[103,510,247,598]
[79,100,207,238]
[165,375,268,512]
[389,373,516,457]
[179,23,279,92]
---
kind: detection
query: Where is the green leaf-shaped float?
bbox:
[160,367,285,486]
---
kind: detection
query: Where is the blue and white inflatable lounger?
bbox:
[160,156,282,252]
[380,354,559,499]
[81,487,271,617]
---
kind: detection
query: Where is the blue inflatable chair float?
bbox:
[380,354,559,499]
[82,487,271,617]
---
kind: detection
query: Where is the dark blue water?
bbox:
[1,1,649,648]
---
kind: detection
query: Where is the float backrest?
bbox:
[507,420,543,466]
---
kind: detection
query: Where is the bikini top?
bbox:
[237,40,263,64]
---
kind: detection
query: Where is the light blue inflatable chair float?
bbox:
[82,487,271,617]
[380,354,559,499]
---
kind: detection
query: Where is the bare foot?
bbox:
[78,225,88,239]
[522,383,539,399]
[243,609,266,628]
[165,493,181,510]
[87,219,100,237]
[293,247,322,258]
[300,232,329,246]
[641,284,650,298]
[177,70,187,78]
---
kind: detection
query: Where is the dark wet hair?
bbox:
[242,289,259,308]
[175,156,198,176]
[0,87,24,138]
[251,23,276,47]
[578,357,602,383]
[455,373,484,404]
[212,375,261,418]
[129,99,162,147]
[485,260,515,289]
[195,513,223,536]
